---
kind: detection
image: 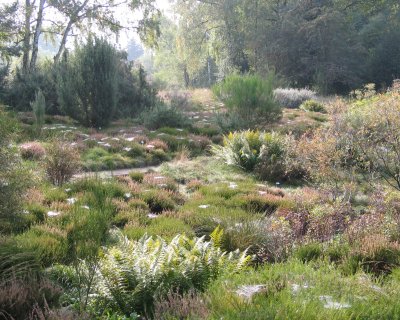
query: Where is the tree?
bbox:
[57,37,118,127]
[12,0,160,72]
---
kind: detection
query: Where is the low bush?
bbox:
[213,73,281,121]
[124,217,194,241]
[20,141,46,160]
[45,141,81,186]
[347,234,400,276]
[239,194,293,214]
[300,100,326,113]
[142,104,192,130]
[213,130,304,182]
[153,290,210,320]
[141,190,176,213]
[95,232,251,316]
[274,88,316,108]
[14,224,69,266]
[129,171,144,183]
[295,242,323,262]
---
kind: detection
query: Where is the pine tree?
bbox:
[57,37,118,128]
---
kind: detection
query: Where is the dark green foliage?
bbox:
[116,58,158,119]
[142,103,192,130]
[295,243,323,263]
[141,190,176,213]
[213,73,281,121]
[5,63,59,114]
[0,107,32,233]
[57,37,118,127]
[129,171,144,183]
[300,100,326,113]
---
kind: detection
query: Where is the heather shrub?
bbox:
[124,217,194,241]
[213,73,281,121]
[14,225,69,266]
[141,190,176,213]
[129,171,144,183]
[300,99,326,113]
[239,194,292,214]
[45,141,81,186]
[148,139,169,152]
[0,107,32,233]
[95,231,250,316]
[346,234,400,276]
[142,104,192,130]
[274,88,316,108]
[295,242,323,263]
[153,290,210,320]
[20,141,46,160]
[305,204,350,241]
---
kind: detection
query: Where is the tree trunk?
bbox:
[30,0,46,70]
[22,0,32,72]
[183,65,190,88]
[54,20,73,63]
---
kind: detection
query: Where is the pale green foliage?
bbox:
[213,130,304,182]
[274,88,317,109]
[30,89,46,133]
[300,100,326,113]
[212,130,277,172]
[213,73,281,121]
[96,231,250,316]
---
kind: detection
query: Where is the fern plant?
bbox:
[95,230,250,316]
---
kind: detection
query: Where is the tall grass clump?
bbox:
[213,73,281,121]
[30,88,46,135]
[0,107,32,233]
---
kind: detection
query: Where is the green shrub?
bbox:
[142,104,192,130]
[346,234,400,276]
[150,149,170,164]
[213,112,253,132]
[0,107,32,233]
[213,73,281,121]
[15,224,69,266]
[25,203,47,223]
[300,100,326,113]
[124,217,194,241]
[45,141,81,186]
[70,178,127,200]
[239,194,291,214]
[57,37,118,127]
[126,143,146,158]
[295,243,323,263]
[141,190,176,213]
[128,198,149,210]
[95,231,251,316]
[129,171,144,183]
[113,210,146,228]
[43,187,68,204]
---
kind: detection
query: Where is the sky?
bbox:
[0,0,174,50]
